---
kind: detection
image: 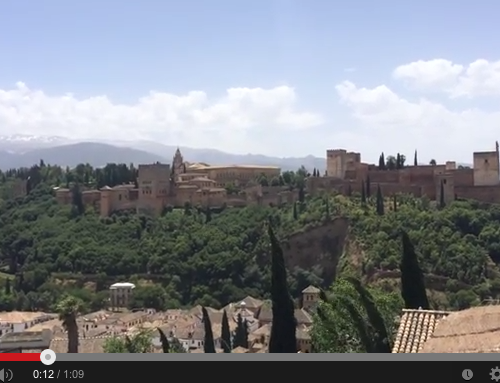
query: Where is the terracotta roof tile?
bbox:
[392,309,450,353]
[420,305,500,353]
[302,286,320,294]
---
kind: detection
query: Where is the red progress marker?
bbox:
[0,353,41,361]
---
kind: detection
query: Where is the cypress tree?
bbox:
[361,181,366,204]
[439,180,445,209]
[378,154,384,169]
[298,186,305,203]
[233,313,248,349]
[26,177,32,194]
[157,328,170,353]
[393,195,397,212]
[202,307,216,353]
[401,231,429,309]
[376,185,384,215]
[268,223,297,353]
[221,310,231,353]
[396,153,401,169]
[243,320,249,345]
[71,183,85,215]
[366,175,371,198]
[414,150,418,166]
[292,202,298,220]
[4,279,10,295]
[205,207,212,223]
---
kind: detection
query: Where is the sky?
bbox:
[1,0,500,163]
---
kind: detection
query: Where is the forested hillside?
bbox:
[0,162,499,314]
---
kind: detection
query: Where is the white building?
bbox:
[109,282,135,310]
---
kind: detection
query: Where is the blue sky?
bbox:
[1,0,499,162]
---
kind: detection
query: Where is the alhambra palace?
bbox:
[52,142,500,217]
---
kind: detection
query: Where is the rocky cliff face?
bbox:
[282,217,349,286]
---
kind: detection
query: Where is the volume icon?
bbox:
[0,368,13,382]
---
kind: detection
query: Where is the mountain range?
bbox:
[0,135,326,172]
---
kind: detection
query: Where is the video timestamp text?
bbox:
[32,370,85,379]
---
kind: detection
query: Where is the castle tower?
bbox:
[326,149,346,178]
[100,186,113,217]
[301,285,320,312]
[136,163,171,215]
[172,148,184,179]
[473,142,500,186]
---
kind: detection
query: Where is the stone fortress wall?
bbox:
[54,148,296,217]
[308,142,500,205]
[49,141,500,217]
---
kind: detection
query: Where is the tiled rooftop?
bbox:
[421,305,500,353]
[0,311,54,323]
[302,285,320,294]
[392,309,450,353]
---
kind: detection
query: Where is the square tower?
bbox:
[473,144,500,186]
[137,163,171,215]
[326,149,347,178]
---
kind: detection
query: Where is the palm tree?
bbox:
[56,296,83,353]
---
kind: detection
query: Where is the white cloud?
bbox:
[393,58,500,98]
[0,82,323,154]
[335,79,500,163]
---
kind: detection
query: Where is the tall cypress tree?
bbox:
[205,207,212,223]
[439,180,445,209]
[376,185,384,215]
[401,231,429,309]
[221,310,231,353]
[396,153,401,169]
[378,153,385,170]
[361,180,366,204]
[202,307,216,353]
[157,328,170,353]
[268,223,297,353]
[71,183,85,215]
[414,150,418,166]
[393,195,397,212]
[298,186,305,203]
[292,202,298,220]
[233,313,248,349]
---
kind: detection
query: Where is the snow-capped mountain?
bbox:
[0,134,66,143]
[0,134,70,152]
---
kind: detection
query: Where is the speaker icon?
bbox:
[0,368,13,382]
[40,349,56,365]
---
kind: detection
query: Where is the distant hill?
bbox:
[0,142,168,170]
[0,136,326,172]
[112,140,326,173]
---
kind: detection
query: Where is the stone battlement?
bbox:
[53,148,293,217]
[314,144,500,204]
